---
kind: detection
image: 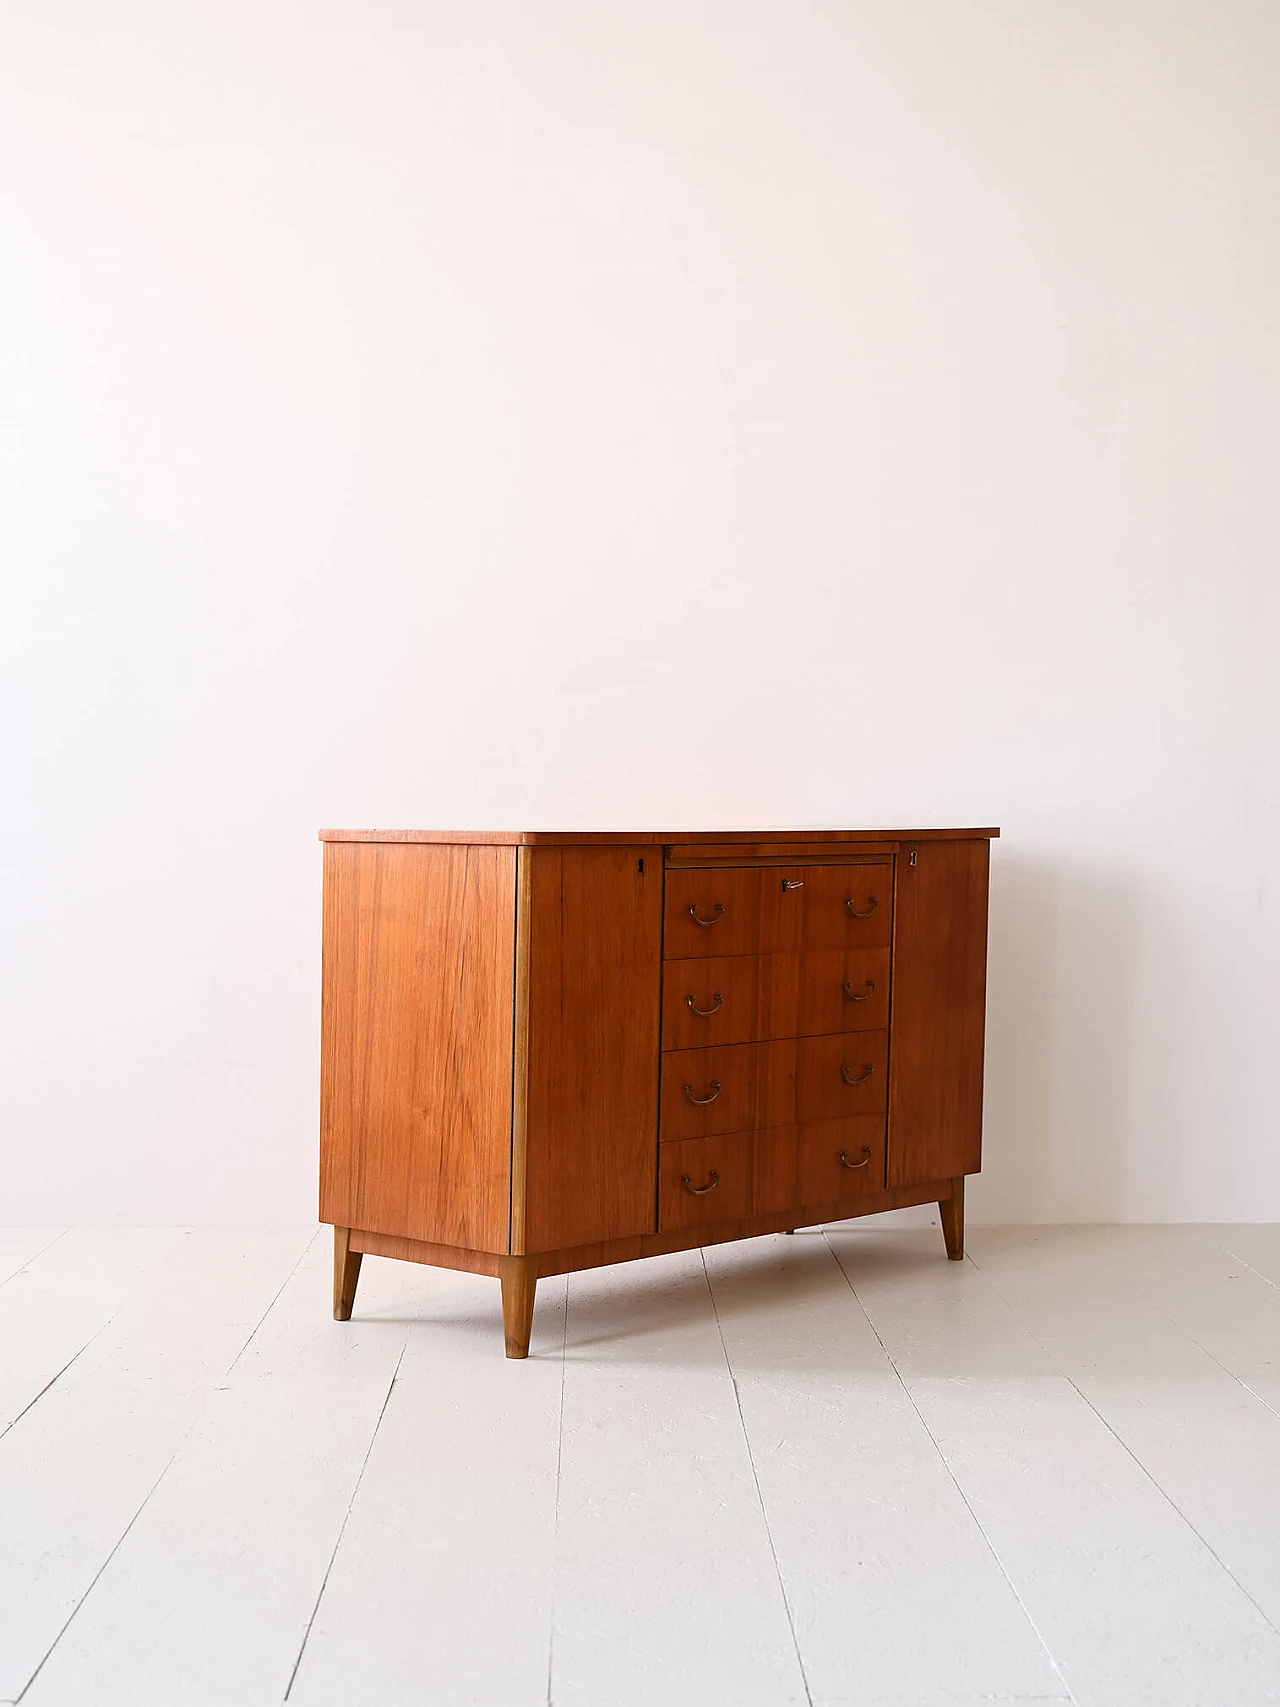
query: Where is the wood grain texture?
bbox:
[509,847,533,1254]
[665,842,898,863]
[663,862,892,960]
[752,1115,888,1214]
[348,1229,501,1277]
[331,1228,362,1321]
[498,1255,538,1358]
[662,1030,888,1141]
[796,1114,888,1206]
[662,948,891,1050]
[940,1176,965,1260]
[886,838,991,1188]
[663,867,765,958]
[529,1176,956,1277]
[319,841,515,1251]
[348,1173,952,1282]
[751,1122,799,1215]
[657,1133,755,1232]
[521,847,663,1253]
[320,828,1000,846]
[756,1030,889,1127]
[659,1042,760,1141]
[755,863,892,954]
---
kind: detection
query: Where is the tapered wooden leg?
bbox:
[499,1256,537,1359]
[939,1177,965,1261]
[333,1226,363,1320]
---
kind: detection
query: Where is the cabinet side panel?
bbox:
[523,847,662,1251]
[319,841,515,1250]
[886,839,990,1187]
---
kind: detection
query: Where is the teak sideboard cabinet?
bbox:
[319,827,997,1356]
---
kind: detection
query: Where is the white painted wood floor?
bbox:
[2,1223,1280,1707]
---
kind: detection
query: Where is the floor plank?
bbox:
[19,1235,412,1707]
[846,1232,1280,1707]
[289,1265,566,1707]
[1218,1225,1280,1290]
[903,1372,1280,1707]
[961,1225,1280,1640]
[0,1227,66,1287]
[0,1227,315,1701]
[1126,1235,1280,1381]
[0,1228,188,1433]
[711,1232,1066,1703]
[549,1249,808,1707]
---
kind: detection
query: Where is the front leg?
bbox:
[498,1256,538,1358]
[333,1226,363,1319]
[939,1177,965,1261]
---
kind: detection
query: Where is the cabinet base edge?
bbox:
[344,1228,502,1276]
[531,1178,959,1276]
[330,1175,962,1283]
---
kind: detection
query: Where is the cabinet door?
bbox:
[886,840,990,1188]
[319,842,515,1251]
[520,846,663,1252]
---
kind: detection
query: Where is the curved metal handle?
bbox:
[781,878,805,891]
[845,895,879,919]
[688,902,726,927]
[685,992,724,1018]
[843,979,877,1002]
[681,1170,721,1196]
[839,1146,873,1170]
[683,1080,722,1106]
[840,1063,874,1086]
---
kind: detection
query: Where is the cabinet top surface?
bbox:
[318,827,1000,846]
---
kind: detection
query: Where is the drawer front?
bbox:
[767,863,892,953]
[796,1114,887,1205]
[756,1030,889,1129]
[658,1132,755,1231]
[663,868,763,959]
[664,862,892,959]
[660,1042,758,1141]
[751,1114,888,1214]
[662,948,891,1050]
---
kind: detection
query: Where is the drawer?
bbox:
[658,1133,755,1232]
[662,948,891,1050]
[664,862,892,960]
[796,1114,887,1206]
[757,1030,889,1129]
[660,1042,759,1141]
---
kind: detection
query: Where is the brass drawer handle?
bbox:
[681,1170,721,1195]
[685,992,724,1017]
[839,1146,873,1170]
[841,1063,874,1086]
[845,895,879,918]
[843,979,877,1002]
[683,1080,722,1106]
[688,902,727,927]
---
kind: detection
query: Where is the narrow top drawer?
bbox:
[664,862,892,959]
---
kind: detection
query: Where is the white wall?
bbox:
[3,1,1277,1224]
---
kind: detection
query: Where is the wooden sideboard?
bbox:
[319,827,997,1356]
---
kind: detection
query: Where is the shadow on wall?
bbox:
[976,852,1139,1223]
